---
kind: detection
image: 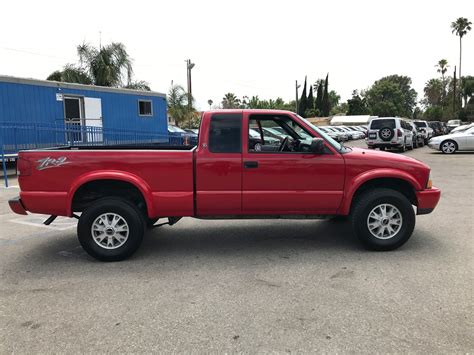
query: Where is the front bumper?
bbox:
[416,187,441,215]
[9,196,28,215]
[428,141,440,150]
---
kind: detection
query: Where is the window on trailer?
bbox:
[138,100,153,116]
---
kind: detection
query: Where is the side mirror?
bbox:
[311,137,325,153]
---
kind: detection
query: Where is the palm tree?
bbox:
[167,84,188,126]
[435,59,449,81]
[47,42,149,90]
[221,93,241,109]
[207,99,213,109]
[451,18,472,83]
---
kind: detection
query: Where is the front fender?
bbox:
[67,170,155,217]
[338,168,422,215]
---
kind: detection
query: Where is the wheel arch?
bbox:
[67,171,154,217]
[340,170,421,215]
[440,139,458,152]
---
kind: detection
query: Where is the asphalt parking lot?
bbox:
[1,141,473,353]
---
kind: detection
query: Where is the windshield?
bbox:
[295,115,343,151]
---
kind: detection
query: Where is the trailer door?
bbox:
[84,97,103,142]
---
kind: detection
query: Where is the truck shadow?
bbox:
[5,218,439,279]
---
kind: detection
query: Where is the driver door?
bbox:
[241,112,345,214]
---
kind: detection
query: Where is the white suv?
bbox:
[366,117,414,152]
[413,120,434,144]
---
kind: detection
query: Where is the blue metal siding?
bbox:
[0,81,167,134]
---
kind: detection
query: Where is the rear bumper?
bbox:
[416,187,441,215]
[8,196,27,215]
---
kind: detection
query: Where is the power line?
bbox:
[0,46,69,60]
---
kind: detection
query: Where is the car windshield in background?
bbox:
[370,119,396,129]
[414,122,427,128]
[296,115,344,152]
[168,126,186,133]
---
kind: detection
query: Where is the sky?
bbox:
[1,0,473,111]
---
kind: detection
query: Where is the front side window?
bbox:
[208,114,242,153]
[248,115,317,153]
[138,100,153,116]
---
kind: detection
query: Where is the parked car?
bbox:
[428,121,446,136]
[335,126,365,140]
[413,121,434,144]
[366,117,414,152]
[408,122,424,148]
[447,119,462,132]
[248,128,280,151]
[168,125,198,146]
[185,128,199,135]
[331,126,362,140]
[450,123,474,134]
[321,126,349,142]
[428,126,474,154]
[9,109,440,261]
[348,126,368,137]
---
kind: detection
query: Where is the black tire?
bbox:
[440,140,457,154]
[379,147,385,151]
[378,127,394,141]
[413,140,418,149]
[399,144,406,153]
[424,138,429,145]
[77,198,145,261]
[351,188,415,251]
[419,140,424,147]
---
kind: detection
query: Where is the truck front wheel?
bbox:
[77,198,145,261]
[351,188,415,251]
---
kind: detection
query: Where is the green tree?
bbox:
[461,76,474,108]
[307,84,314,112]
[167,84,190,127]
[314,79,324,114]
[321,74,330,116]
[423,78,444,106]
[347,90,370,115]
[451,17,472,83]
[365,75,417,117]
[298,77,308,117]
[47,42,149,90]
[435,59,449,81]
[222,93,241,109]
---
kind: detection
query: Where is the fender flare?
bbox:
[67,170,154,217]
[339,169,422,215]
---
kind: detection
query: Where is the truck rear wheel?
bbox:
[77,198,145,261]
[351,188,415,251]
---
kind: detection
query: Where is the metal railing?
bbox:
[0,122,183,187]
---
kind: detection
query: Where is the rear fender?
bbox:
[67,170,154,217]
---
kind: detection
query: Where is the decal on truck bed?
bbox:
[36,156,70,170]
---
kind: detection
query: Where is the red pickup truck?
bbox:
[9,110,441,261]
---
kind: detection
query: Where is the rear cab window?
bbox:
[208,114,242,153]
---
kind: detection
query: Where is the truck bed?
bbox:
[17,146,196,218]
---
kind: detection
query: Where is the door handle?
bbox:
[244,161,259,169]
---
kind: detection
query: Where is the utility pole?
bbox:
[453,66,457,113]
[185,59,195,127]
[295,80,301,114]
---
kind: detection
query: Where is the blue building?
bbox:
[0,75,168,153]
